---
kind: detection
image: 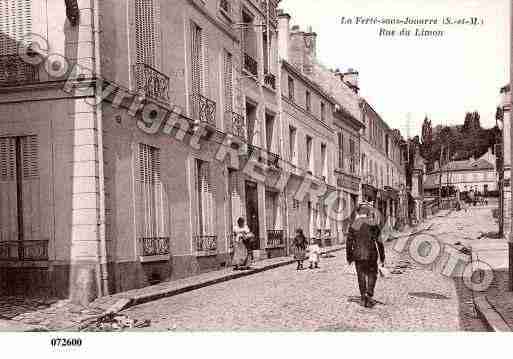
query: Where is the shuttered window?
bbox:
[190,22,204,117]
[137,144,168,240]
[0,0,32,55]
[0,135,39,243]
[135,0,159,66]
[223,50,233,114]
[338,132,344,170]
[195,159,215,236]
[228,169,242,234]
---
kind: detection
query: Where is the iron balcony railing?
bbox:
[226,111,246,139]
[267,230,285,248]
[267,151,280,169]
[0,240,49,261]
[0,54,39,86]
[260,0,278,27]
[244,53,258,77]
[133,63,170,103]
[264,73,276,90]
[191,93,217,127]
[195,235,217,253]
[247,144,280,168]
[139,237,170,257]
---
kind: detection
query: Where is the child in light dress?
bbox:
[307,238,321,269]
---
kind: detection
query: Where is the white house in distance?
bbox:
[424,148,498,195]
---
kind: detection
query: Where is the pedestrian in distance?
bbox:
[292,228,308,270]
[346,203,386,308]
[232,217,254,271]
[307,238,321,269]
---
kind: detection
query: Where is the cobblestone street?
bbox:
[0,207,502,332]
[121,244,463,331]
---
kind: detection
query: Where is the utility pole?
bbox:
[438,144,444,207]
[509,0,513,292]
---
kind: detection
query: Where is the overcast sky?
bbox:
[280,0,509,137]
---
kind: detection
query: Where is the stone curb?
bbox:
[99,246,345,315]
[474,296,511,332]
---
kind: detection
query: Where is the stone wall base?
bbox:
[0,253,233,299]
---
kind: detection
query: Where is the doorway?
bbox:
[245,181,260,250]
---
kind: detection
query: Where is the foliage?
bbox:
[420,112,500,171]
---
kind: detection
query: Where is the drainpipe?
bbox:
[93,0,109,296]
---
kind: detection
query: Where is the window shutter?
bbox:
[223,51,233,114]
[0,0,32,55]
[0,137,17,241]
[137,144,163,239]
[135,0,156,66]
[202,31,210,96]
[20,135,39,241]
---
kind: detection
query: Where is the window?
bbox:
[195,159,215,236]
[288,76,295,101]
[0,0,32,55]
[321,143,327,179]
[263,32,270,75]
[265,113,274,153]
[306,135,313,173]
[306,90,311,112]
[337,132,344,170]
[349,139,355,174]
[223,50,233,115]
[137,144,168,242]
[242,10,257,74]
[219,0,231,14]
[0,136,40,247]
[190,22,204,98]
[289,126,297,164]
[321,102,326,122]
[361,153,366,175]
[135,0,160,66]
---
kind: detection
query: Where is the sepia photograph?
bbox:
[0,0,512,355]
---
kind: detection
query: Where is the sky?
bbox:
[280,0,509,137]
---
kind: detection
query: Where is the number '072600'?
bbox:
[50,338,82,347]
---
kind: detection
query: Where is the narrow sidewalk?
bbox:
[89,245,344,314]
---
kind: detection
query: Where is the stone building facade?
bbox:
[359,101,407,229]
[0,0,285,301]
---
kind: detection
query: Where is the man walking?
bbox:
[346,203,385,308]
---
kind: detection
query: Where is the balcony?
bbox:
[133,63,170,103]
[191,93,216,127]
[0,54,39,86]
[264,73,276,90]
[195,235,217,254]
[226,111,246,139]
[260,0,278,27]
[267,151,281,169]
[0,240,48,261]
[139,237,170,262]
[244,53,258,77]
[267,230,285,248]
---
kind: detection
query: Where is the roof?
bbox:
[441,158,494,172]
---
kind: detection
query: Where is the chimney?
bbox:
[277,10,291,61]
[289,25,304,72]
[343,68,359,94]
[303,26,317,75]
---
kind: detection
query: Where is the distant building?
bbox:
[424,148,498,195]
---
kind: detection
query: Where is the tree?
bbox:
[421,116,433,146]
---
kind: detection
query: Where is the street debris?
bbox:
[78,312,150,331]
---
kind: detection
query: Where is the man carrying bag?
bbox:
[346,203,386,308]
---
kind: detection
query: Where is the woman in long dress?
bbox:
[232,217,253,270]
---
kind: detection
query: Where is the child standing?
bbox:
[307,238,321,269]
[292,229,308,270]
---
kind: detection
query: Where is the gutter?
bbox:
[92,0,109,297]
